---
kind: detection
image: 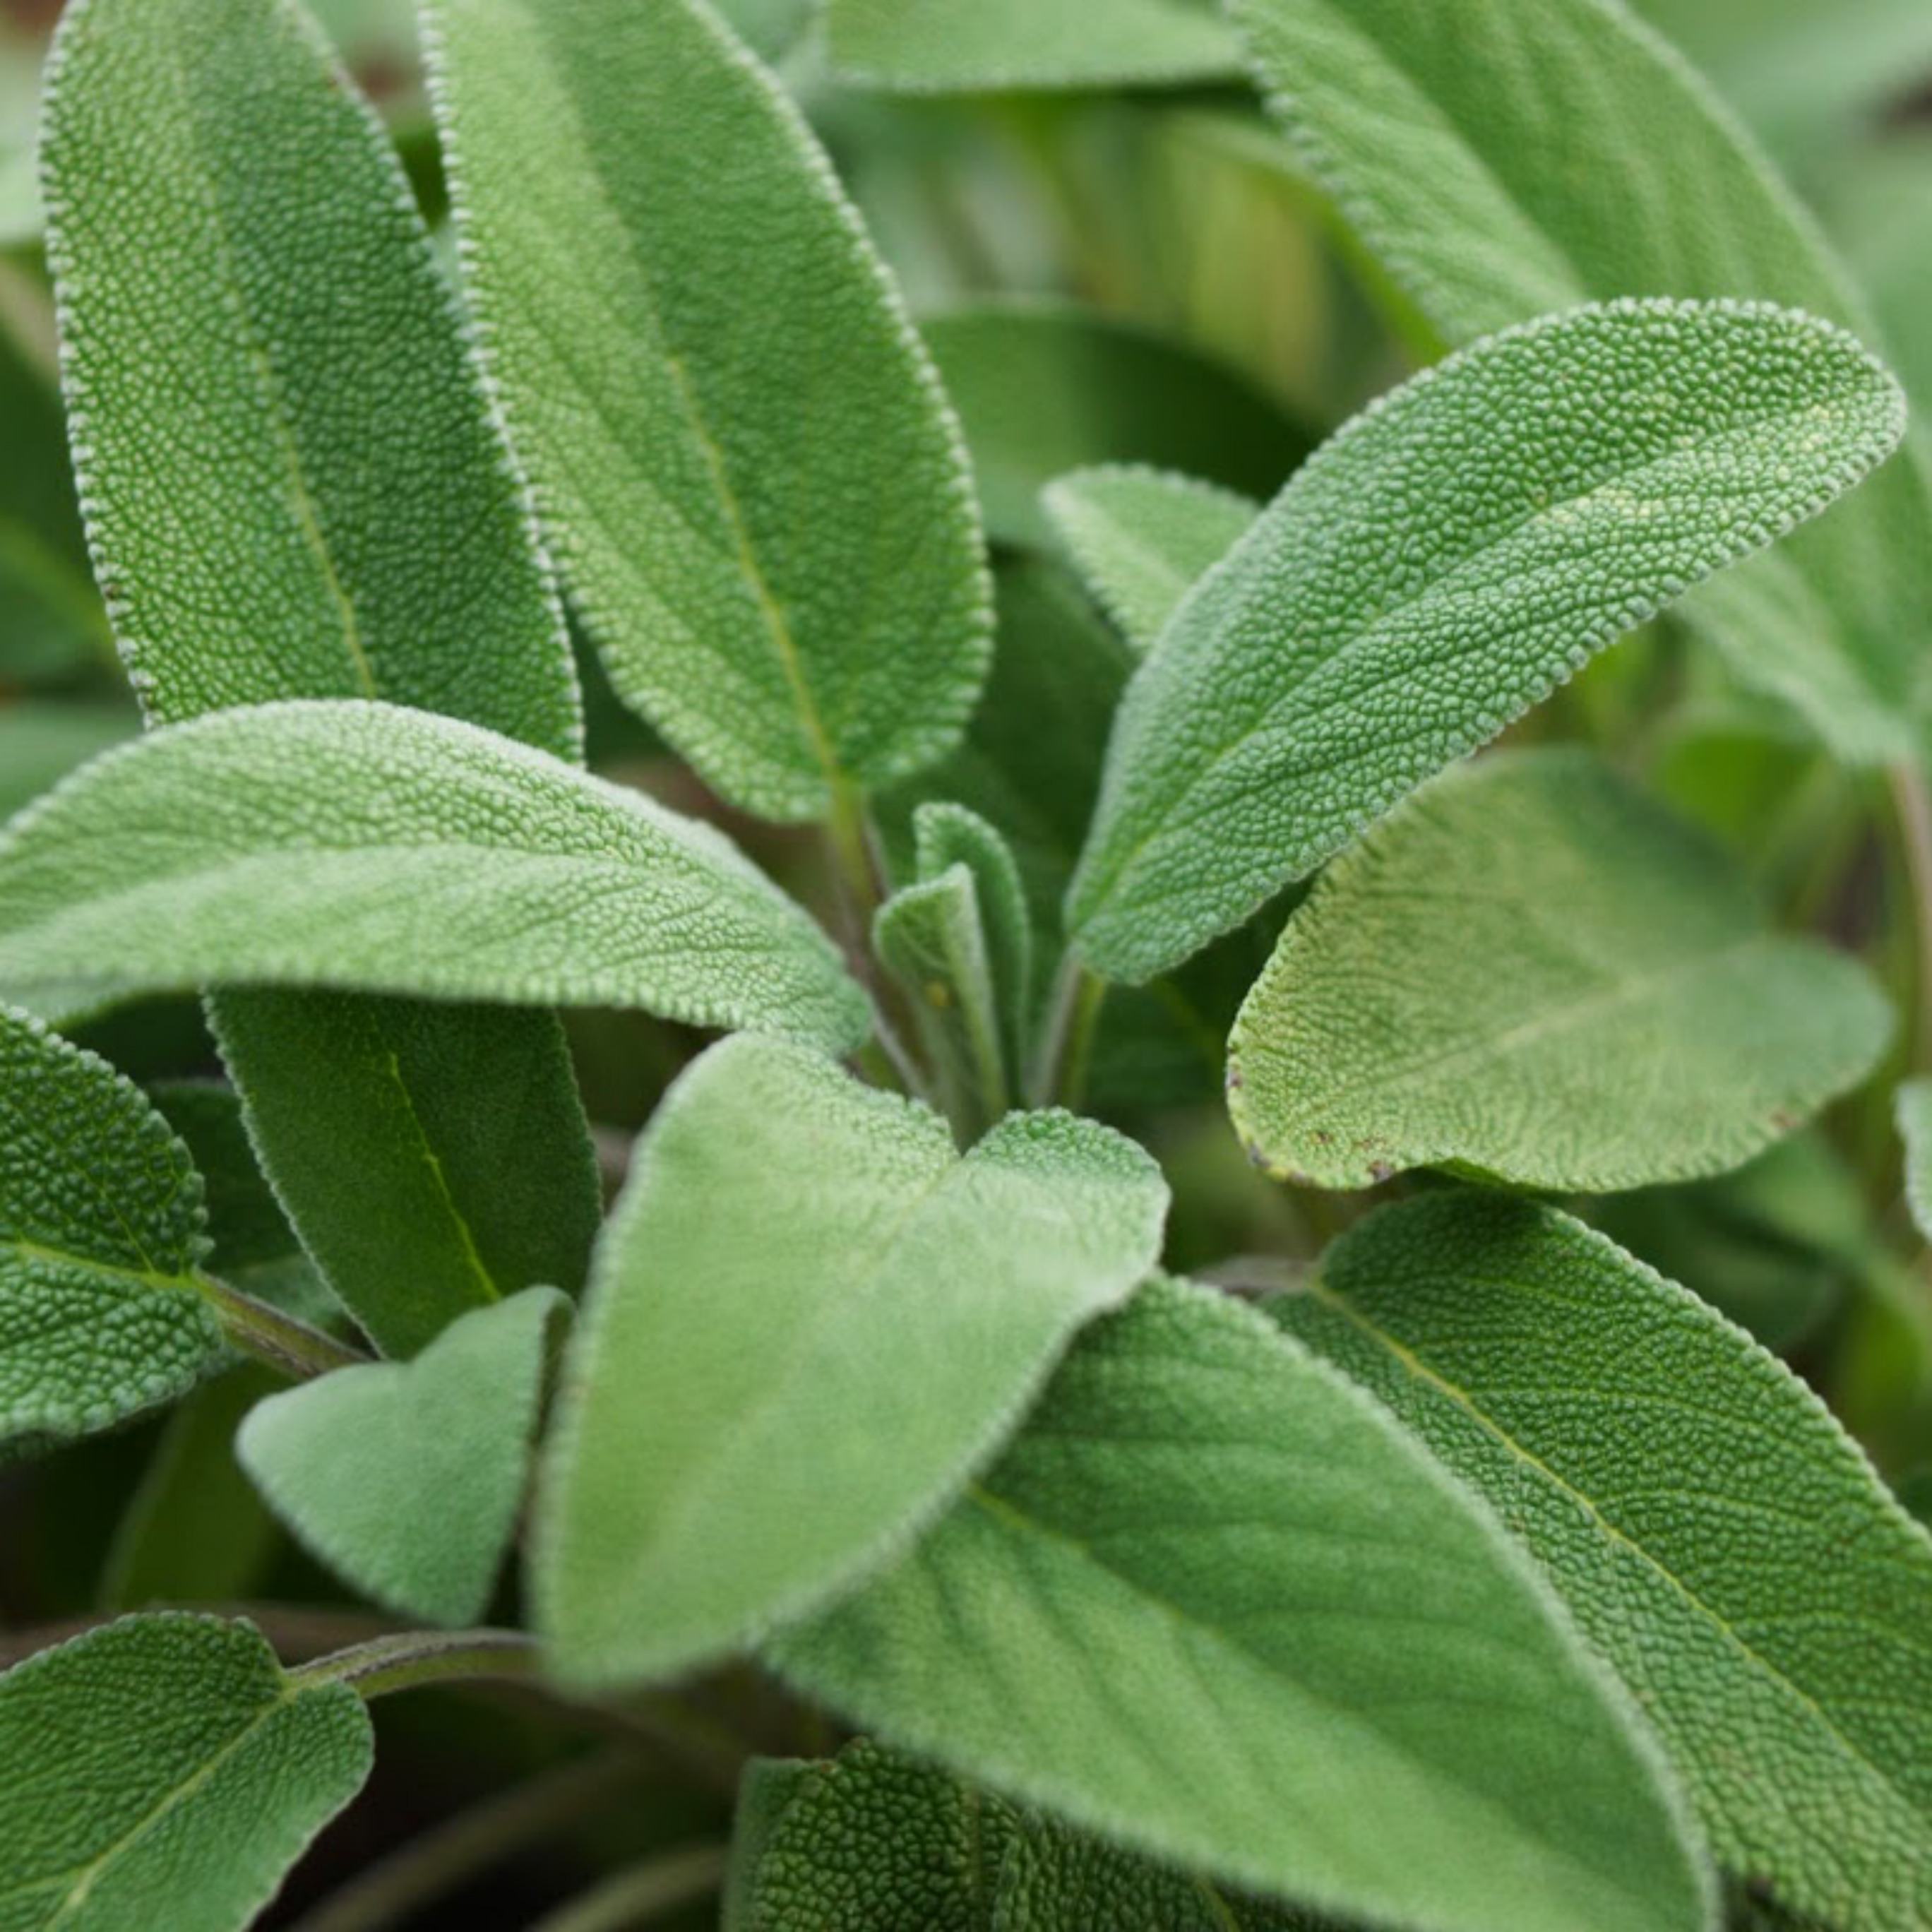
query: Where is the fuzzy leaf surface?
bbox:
[824,0,1240,92]
[40,0,578,754]
[239,1287,564,1625]
[1228,751,1891,1192]
[0,1005,225,1448]
[1042,466,1258,655]
[0,702,869,1055]
[424,0,990,820]
[914,802,1033,1073]
[1231,0,1932,758]
[1278,1193,1932,1931]
[537,1034,1167,1687]
[1068,299,1904,982]
[923,305,1303,547]
[0,1614,371,1932]
[769,1277,1713,1932]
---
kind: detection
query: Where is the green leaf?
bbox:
[914,801,1033,1071]
[239,1287,565,1626]
[0,1003,226,1449]
[0,700,871,1056]
[100,1368,283,1613]
[1897,1079,1932,1245]
[0,1613,371,1931]
[207,994,596,1359]
[422,0,991,821]
[537,1034,1167,1688]
[1042,466,1258,657]
[1068,299,1905,983]
[768,1276,1714,1932]
[41,0,578,756]
[146,1083,303,1277]
[1227,750,1891,1193]
[1229,0,1932,760]
[727,1741,1015,1932]
[824,0,1241,93]
[922,304,1304,548]
[1278,1193,1932,1931]
[875,869,1010,1133]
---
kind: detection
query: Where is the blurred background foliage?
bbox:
[2,0,1930,1920]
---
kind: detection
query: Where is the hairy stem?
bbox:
[196,1272,368,1379]
[1030,953,1109,1110]
[288,1626,539,1700]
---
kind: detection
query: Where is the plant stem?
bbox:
[196,1272,368,1379]
[289,1627,540,1700]
[286,1749,645,1932]
[1890,761,1932,1075]
[525,1844,729,1932]
[1030,953,1108,1109]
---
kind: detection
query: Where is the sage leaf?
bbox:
[0,1614,371,1931]
[0,1003,225,1449]
[0,701,870,1056]
[537,1034,1167,1688]
[41,0,600,1361]
[1042,466,1258,655]
[727,1741,1015,1932]
[923,304,1304,548]
[207,994,595,1359]
[1279,1193,1932,1931]
[1068,299,1906,982]
[1231,0,1932,758]
[239,1287,566,1626]
[423,0,991,821]
[1227,750,1891,1193]
[768,1277,1715,1932]
[824,0,1241,93]
[914,802,1033,1070]
[1897,1079,1932,1243]
[40,0,579,755]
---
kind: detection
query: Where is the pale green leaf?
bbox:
[423,0,991,821]
[239,1287,565,1625]
[1068,299,1905,982]
[0,700,870,1056]
[922,304,1304,547]
[1897,1079,1932,1245]
[207,994,596,1358]
[1227,751,1891,1193]
[0,1614,371,1932]
[875,869,1010,1133]
[768,1276,1714,1932]
[1230,0,1932,758]
[1042,466,1258,655]
[537,1034,1167,1687]
[914,801,1033,1071]
[1278,1193,1932,1931]
[0,1003,225,1448]
[727,1741,1014,1932]
[100,1368,283,1612]
[824,0,1241,93]
[40,0,578,756]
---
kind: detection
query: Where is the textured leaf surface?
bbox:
[424,0,990,820]
[1227,751,1891,1192]
[913,803,1032,1071]
[1231,0,1932,757]
[923,305,1303,547]
[1279,1194,1932,1931]
[824,0,1240,92]
[239,1287,564,1625]
[769,1276,1712,1932]
[537,1035,1167,1687]
[1043,467,1258,656]
[0,1004,224,1448]
[1068,299,1904,982]
[0,702,869,1054]
[208,994,597,1358]
[728,1742,1013,1932]
[40,0,578,754]
[0,1614,371,1932]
